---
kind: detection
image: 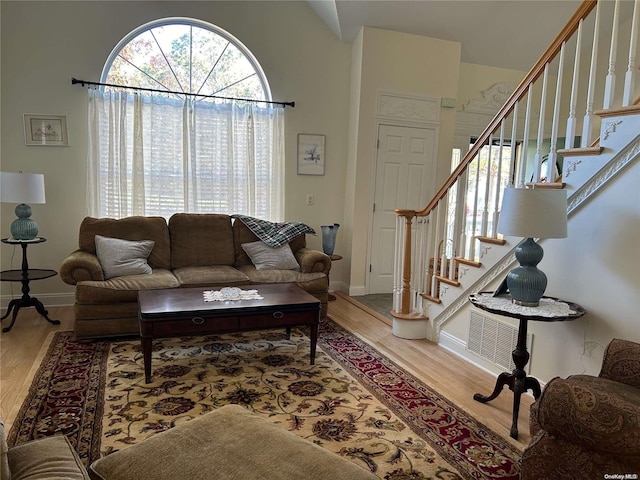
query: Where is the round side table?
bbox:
[1,237,60,332]
[469,292,585,439]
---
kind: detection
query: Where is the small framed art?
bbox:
[24,114,69,146]
[297,134,325,175]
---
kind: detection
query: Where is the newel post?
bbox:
[391,209,429,340]
[396,210,415,314]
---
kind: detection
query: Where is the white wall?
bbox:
[345,27,460,295]
[1,5,464,304]
[457,63,527,111]
[1,1,352,303]
[440,58,640,383]
[3,3,637,386]
[440,148,640,384]
[534,157,640,378]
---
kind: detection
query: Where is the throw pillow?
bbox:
[95,235,155,280]
[241,241,300,271]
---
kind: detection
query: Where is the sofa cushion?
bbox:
[95,235,155,280]
[169,214,235,268]
[237,265,327,290]
[88,404,377,480]
[75,270,180,304]
[78,216,171,270]
[233,220,306,267]
[241,241,300,271]
[7,436,90,480]
[172,266,250,288]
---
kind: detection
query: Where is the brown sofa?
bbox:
[60,214,331,340]
[2,405,378,480]
[521,338,640,478]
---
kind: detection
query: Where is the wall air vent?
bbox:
[467,311,532,373]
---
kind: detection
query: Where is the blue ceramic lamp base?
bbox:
[506,237,547,307]
[10,203,39,240]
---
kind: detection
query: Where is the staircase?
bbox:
[390,0,640,341]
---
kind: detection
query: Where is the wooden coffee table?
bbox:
[138,283,321,383]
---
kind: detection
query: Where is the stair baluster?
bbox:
[391,0,638,340]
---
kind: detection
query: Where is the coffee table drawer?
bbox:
[238,309,318,329]
[145,316,239,336]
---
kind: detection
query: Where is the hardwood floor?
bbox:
[0,294,533,449]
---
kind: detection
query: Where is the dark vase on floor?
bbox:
[321,223,340,256]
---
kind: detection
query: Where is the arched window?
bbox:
[88,18,284,220]
[102,18,271,102]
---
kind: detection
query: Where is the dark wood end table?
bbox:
[328,254,342,301]
[469,292,585,439]
[138,283,321,383]
[1,237,60,332]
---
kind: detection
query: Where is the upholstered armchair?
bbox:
[521,338,640,478]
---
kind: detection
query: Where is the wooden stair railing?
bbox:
[535,99,640,187]
[391,0,639,330]
[416,0,597,219]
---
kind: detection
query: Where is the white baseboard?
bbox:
[1,292,74,309]
[348,285,366,296]
[438,330,543,395]
[329,280,349,295]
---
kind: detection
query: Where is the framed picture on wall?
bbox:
[297,134,325,175]
[24,114,69,146]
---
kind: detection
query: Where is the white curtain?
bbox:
[87,89,285,220]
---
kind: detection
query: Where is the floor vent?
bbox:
[467,311,532,372]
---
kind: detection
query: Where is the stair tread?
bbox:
[525,181,566,189]
[455,257,482,268]
[557,146,603,156]
[420,293,442,304]
[476,236,506,246]
[435,276,461,287]
[594,104,640,117]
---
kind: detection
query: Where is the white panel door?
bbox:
[369,124,436,294]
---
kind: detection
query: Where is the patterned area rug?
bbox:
[8,318,522,479]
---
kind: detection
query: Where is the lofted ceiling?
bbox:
[306,0,586,72]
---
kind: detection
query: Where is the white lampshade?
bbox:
[497,187,567,239]
[0,172,46,204]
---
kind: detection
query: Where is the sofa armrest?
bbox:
[599,338,640,388]
[295,248,331,275]
[60,250,105,285]
[534,375,640,458]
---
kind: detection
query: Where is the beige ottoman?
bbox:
[88,404,378,480]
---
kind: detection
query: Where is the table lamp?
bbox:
[497,187,567,306]
[0,171,46,240]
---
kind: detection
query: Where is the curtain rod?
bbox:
[71,77,295,108]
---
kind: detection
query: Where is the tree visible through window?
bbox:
[104,19,270,102]
[88,18,284,220]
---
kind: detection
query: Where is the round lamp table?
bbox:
[469,292,585,439]
[1,237,60,332]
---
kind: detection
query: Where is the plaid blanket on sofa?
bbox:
[231,215,316,247]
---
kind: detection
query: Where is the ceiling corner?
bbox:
[306,0,344,40]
